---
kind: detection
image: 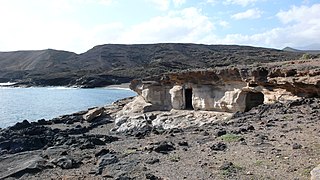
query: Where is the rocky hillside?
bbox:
[0,44,303,87]
[283,47,320,55]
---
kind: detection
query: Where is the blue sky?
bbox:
[0,0,319,53]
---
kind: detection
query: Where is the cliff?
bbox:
[128,58,319,113]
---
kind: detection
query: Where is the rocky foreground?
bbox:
[0,96,319,180]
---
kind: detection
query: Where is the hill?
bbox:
[283,46,320,55]
[0,44,303,87]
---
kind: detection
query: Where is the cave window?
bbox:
[244,92,264,112]
[185,88,193,110]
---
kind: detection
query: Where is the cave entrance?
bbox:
[185,88,193,110]
[244,92,264,112]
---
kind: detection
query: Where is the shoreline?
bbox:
[0,82,131,90]
[0,85,135,128]
[103,83,131,90]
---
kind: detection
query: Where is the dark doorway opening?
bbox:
[244,92,264,112]
[185,89,193,110]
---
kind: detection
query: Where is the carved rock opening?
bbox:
[184,89,193,110]
[244,92,264,112]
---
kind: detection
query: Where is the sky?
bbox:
[0,0,320,53]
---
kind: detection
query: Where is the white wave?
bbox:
[47,86,77,90]
[103,87,132,91]
[0,82,16,86]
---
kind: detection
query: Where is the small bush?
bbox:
[220,162,244,176]
[122,149,137,156]
[255,160,264,166]
[301,53,311,60]
[169,155,180,162]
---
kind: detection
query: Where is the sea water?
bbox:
[0,87,136,128]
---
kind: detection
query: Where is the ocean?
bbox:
[0,86,136,128]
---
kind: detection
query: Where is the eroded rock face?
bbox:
[141,84,172,110]
[130,79,264,113]
[129,59,320,114]
[169,85,184,110]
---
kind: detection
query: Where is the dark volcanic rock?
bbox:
[104,135,120,143]
[9,120,32,130]
[51,114,83,125]
[178,141,189,147]
[115,175,133,180]
[0,125,57,154]
[1,137,47,154]
[65,126,88,135]
[292,143,302,149]
[51,156,80,169]
[95,149,111,157]
[88,118,113,130]
[153,141,175,154]
[37,119,52,125]
[89,137,106,145]
[0,116,120,155]
[0,151,48,179]
[215,129,227,137]
[79,140,95,150]
[146,173,162,180]
[145,158,160,165]
[219,162,234,170]
[96,154,119,174]
[210,142,227,151]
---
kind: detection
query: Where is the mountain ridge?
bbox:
[283,46,320,54]
[0,43,304,87]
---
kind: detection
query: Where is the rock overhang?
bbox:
[128,59,319,114]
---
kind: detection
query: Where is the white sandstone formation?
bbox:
[130,81,265,113]
[114,61,319,133]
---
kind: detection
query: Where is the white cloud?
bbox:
[1,0,206,53]
[116,7,215,43]
[84,22,125,49]
[146,0,170,11]
[98,0,113,6]
[69,0,113,5]
[206,0,218,5]
[231,8,262,20]
[219,4,320,49]
[303,0,310,4]
[1,0,319,53]
[224,0,258,7]
[0,0,118,53]
[50,0,113,11]
[219,20,230,28]
[172,0,186,7]
[146,0,186,11]
[277,4,320,24]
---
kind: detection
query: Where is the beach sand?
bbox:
[105,83,130,89]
